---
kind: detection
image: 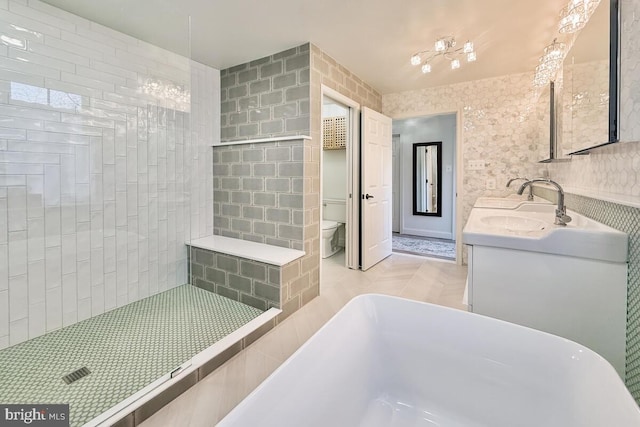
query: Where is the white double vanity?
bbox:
[463,184,628,377]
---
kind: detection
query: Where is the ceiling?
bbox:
[40,0,609,95]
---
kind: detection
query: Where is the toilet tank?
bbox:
[323,199,346,223]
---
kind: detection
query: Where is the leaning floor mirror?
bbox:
[413,141,442,217]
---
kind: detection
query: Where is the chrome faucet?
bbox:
[517,179,572,226]
[506,177,533,200]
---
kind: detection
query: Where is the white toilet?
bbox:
[322,199,346,258]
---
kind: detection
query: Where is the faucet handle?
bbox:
[554,208,572,226]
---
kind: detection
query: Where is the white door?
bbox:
[361,107,392,270]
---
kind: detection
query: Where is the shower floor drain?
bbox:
[62,367,91,385]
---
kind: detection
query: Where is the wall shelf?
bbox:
[211,135,311,147]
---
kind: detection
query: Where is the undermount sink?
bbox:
[463,206,628,262]
[479,215,547,232]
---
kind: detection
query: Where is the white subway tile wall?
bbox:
[0,0,217,348]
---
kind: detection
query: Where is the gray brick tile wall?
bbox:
[189,247,290,311]
[268,43,384,319]
[208,43,369,321]
[220,44,310,142]
[213,140,304,250]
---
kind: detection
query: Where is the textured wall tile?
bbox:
[214,140,305,245]
[240,294,267,311]
[253,163,276,177]
[242,206,264,220]
[254,221,276,236]
[231,218,252,233]
[220,44,310,142]
[544,0,640,404]
[228,274,251,293]
[278,194,303,208]
[382,71,548,264]
[260,120,283,134]
[260,91,283,107]
[249,79,271,95]
[301,44,381,316]
[205,267,225,284]
[240,261,266,281]
[216,254,238,273]
[231,191,251,204]
[620,0,640,142]
[253,193,276,206]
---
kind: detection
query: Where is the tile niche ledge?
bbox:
[211,135,311,147]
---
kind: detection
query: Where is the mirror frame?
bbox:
[412,141,442,217]
[568,0,620,155]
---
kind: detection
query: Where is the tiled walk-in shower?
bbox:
[0,285,263,426]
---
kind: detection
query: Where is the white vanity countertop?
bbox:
[188,235,306,266]
[463,207,628,263]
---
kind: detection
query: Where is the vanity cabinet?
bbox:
[467,244,627,378]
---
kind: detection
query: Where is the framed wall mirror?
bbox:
[413,141,442,217]
[561,0,619,155]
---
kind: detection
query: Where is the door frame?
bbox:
[392,133,402,233]
[320,85,361,270]
[388,108,463,265]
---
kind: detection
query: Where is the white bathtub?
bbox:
[218,294,640,427]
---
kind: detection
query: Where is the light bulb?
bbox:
[434,39,446,52]
[451,59,460,70]
[467,51,477,62]
[463,41,474,53]
[421,63,431,74]
[410,54,421,66]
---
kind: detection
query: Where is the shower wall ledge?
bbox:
[212,135,311,147]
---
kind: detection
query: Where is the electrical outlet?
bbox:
[468,160,485,170]
[486,178,496,190]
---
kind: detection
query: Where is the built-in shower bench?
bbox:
[187,235,306,314]
[105,236,306,426]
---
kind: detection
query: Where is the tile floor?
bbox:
[140,251,468,426]
[0,285,263,427]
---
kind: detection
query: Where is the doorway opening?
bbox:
[319,86,393,271]
[320,87,360,270]
[391,113,457,261]
[321,96,349,263]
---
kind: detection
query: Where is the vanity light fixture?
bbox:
[410,36,477,74]
[559,0,601,33]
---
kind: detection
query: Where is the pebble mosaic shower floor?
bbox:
[0,285,263,427]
